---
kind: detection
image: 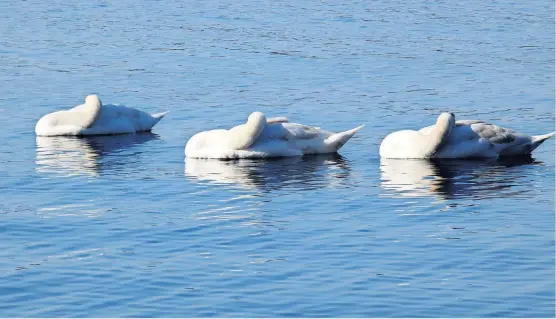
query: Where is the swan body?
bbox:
[185,112,364,159]
[35,95,168,136]
[380,112,554,159]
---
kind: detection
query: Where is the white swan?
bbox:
[380,112,555,159]
[35,95,168,136]
[185,112,364,159]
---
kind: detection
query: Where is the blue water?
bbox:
[1,0,554,317]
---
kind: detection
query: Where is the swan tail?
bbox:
[501,132,555,156]
[324,125,364,151]
[530,132,555,152]
[152,111,169,119]
[137,111,168,132]
[150,111,169,125]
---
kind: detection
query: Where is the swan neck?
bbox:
[81,95,102,129]
[228,112,267,150]
[247,113,266,136]
[421,114,453,157]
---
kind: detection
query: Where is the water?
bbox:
[0,0,554,317]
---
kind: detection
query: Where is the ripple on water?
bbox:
[0,0,554,317]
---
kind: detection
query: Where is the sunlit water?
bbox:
[0,0,554,317]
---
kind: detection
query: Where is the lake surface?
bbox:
[0,0,554,317]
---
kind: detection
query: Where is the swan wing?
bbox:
[421,120,518,145]
[468,122,518,144]
[419,120,485,135]
[254,122,360,155]
[267,117,289,124]
[455,120,485,126]
[258,122,332,142]
[433,121,532,158]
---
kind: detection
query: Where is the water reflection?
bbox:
[36,133,159,177]
[185,154,352,191]
[380,156,541,200]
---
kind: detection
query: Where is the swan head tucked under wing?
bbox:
[227,111,267,150]
[248,111,266,126]
[436,112,456,133]
[35,94,103,136]
[379,112,455,159]
[417,112,455,157]
[434,112,455,140]
[81,94,103,129]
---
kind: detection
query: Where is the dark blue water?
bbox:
[0,0,554,317]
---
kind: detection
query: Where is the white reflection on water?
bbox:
[185,154,352,191]
[380,156,541,200]
[36,133,158,177]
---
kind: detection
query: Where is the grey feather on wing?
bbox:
[474,124,516,144]
[489,133,515,144]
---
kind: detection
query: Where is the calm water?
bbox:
[0,0,555,317]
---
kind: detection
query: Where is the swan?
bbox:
[379,112,554,159]
[185,112,364,159]
[35,95,168,136]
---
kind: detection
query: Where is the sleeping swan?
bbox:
[185,112,364,159]
[35,95,168,136]
[380,112,554,159]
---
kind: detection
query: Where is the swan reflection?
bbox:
[380,156,540,200]
[185,154,351,190]
[36,133,158,177]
